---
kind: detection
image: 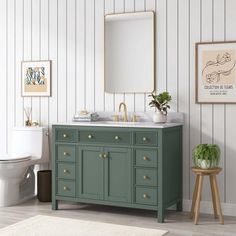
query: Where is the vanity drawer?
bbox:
[134,131,158,146]
[135,149,157,167]
[135,168,157,187]
[57,163,75,180]
[57,145,76,162]
[56,129,77,143]
[57,180,75,197]
[135,187,157,206]
[79,130,131,145]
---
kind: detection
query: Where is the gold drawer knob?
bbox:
[103,154,108,159]
[143,175,149,180]
[142,137,147,141]
[143,193,148,199]
[63,152,68,156]
[63,186,69,191]
[99,153,103,159]
[63,134,68,138]
[63,169,69,174]
[143,156,149,161]
[114,136,119,140]
[88,134,92,139]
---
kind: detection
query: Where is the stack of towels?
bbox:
[73,110,99,122]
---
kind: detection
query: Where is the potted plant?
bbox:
[149,92,172,123]
[192,144,221,169]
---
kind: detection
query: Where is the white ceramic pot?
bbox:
[152,111,167,123]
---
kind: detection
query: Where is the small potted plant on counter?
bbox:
[149,91,172,123]
[192,144,221,169]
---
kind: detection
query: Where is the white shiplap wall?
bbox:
[0,0,236,213]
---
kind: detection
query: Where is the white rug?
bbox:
[0,215,168,236]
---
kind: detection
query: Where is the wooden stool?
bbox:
[190,167,224,225]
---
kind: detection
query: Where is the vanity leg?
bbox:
[157,207,165,223]
[177,200,183,211]
[52,200,58,210]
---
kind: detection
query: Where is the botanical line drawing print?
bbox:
[25,67,46,85]
[202,52,236,84]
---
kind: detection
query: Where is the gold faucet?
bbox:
[119,102,128,122]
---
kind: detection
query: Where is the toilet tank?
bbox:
[11,127,49,162]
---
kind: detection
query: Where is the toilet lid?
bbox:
[0,155,31,163]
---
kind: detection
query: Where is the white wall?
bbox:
[0,0,236,214]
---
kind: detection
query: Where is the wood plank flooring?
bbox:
[0,198,235,236]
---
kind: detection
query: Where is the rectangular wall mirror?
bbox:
[104,11,155,93]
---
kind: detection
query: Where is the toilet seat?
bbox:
[0,155,31,163]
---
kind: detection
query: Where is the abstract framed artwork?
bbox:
[196,41,236,103]
[22,60,51,96]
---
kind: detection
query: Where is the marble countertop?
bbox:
[53,121,183,129]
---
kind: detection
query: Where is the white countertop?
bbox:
[53,121,183,129]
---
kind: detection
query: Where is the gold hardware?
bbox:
[99,153,103,159]
[63,169,69,174]
[143,193,148,199]
[112,115,119,122]
[88,134,92,139]
[103,153,108,159]
[142,137,147,141]
[63,152,68,156]
[143,156,149,161]
[119,102,128,122]
[131,114,139,122]
[115,136,119,140]
[63,134,68,138]
[63,186,68,191]
[143,175,148,180]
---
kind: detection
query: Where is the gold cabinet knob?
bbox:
[63,186,68,191]
[63,152,68,156]
[88,134,92,139]
[63,134,68,138]
[103,154,108,159]
[114,135,119,140]
[143,193,148,199]
[99,153,103,159]
[142,137,147,141]
[63,169,69,174]
[143,156,149,161]
[143,175,148,180]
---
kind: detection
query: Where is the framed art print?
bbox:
[196,41,236,103]
[22,60,51,96]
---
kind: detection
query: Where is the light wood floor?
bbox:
[0,198,235,235]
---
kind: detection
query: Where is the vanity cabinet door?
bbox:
[104,147,132,203]
[78,146,104,200]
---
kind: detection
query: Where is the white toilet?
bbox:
[0,127,49,207]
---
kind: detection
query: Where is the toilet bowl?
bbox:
[0,127,49,207]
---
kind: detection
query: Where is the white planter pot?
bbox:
[152,111,167,123]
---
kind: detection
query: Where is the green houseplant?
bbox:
[149,92,172,123]
[192,144,221,169]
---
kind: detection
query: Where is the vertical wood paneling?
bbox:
[23,0,33,123]
[213,0,225,202]
[189,0,201,198]
[67,0,76,118]
[0,0,7,154]
[76,0,85,111]
[104,0,115,111]
[1,0,236,208]
[225,0,236,204]
[48,0,58,124]
[201,0,213,201]
[178,0,190,199]
[40,0,49,126]
[7,0,15,152]
[31,0,40,123]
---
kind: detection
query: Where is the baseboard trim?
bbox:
[183,199,236,217]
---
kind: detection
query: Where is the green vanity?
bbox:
[51,122,182,223]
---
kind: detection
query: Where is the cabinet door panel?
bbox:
[104,147,132,203]
[78,146,103,200]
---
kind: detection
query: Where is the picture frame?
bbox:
[21,60,51,97]
[196,41,236,104]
